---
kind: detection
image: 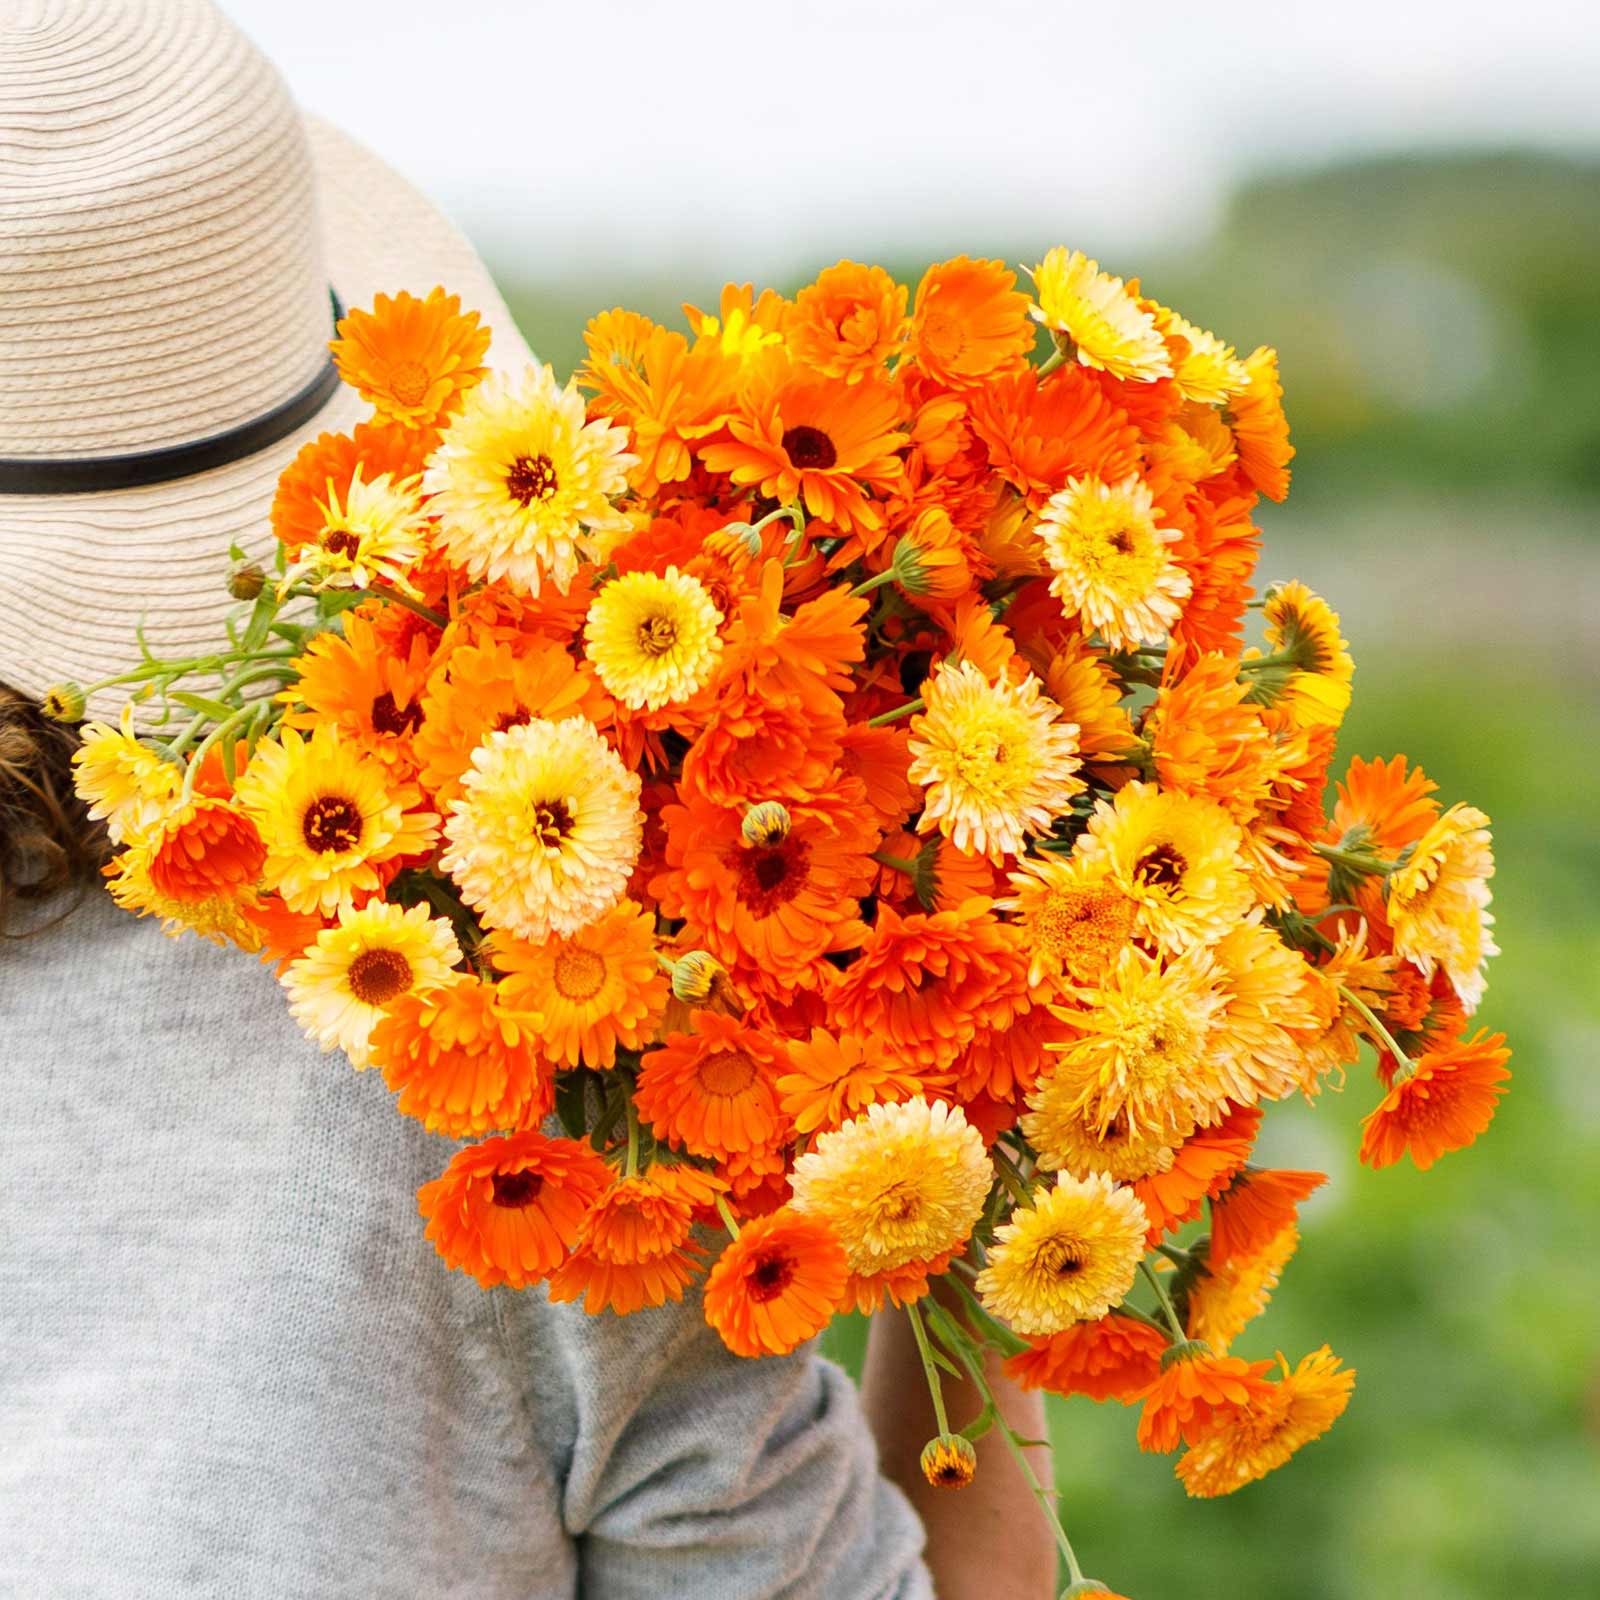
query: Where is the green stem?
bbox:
[1138,1259,1187,1343]
[1337,984,1415,1077]
[1236,648,1298,673]
[904,1299,951,1438]
[370,584,449,629]
[1154,1241,1192,1267]
[714,1194,741,1242]
[990,1144,1037,1209]
[849,567,898,598]
[870,851,920,876]
[1036,347,1066,379]
[624,1097,641,1178]
[866,696,923,727]
[1313,841,1392,878]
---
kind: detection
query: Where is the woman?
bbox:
[0,2,1056,1596]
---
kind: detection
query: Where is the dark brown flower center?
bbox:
[531,799,575,849]
[781,424,837,471]
[506,453,558,505]
[746,1250,796,1303]
[1108,527,1134,555]
[732,838,811,918]
[637,613,679,657]
[302,795,363,853]
[346,946,413,1006]
[491,1170,544,1208]
[1136,843,1188,889]
[322,529,361,560]
[371,691,423,737]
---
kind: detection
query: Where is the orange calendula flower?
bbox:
[1209,1167,1325,1269]
[1227,345,1294,503]
[1005,1312,1169,1403]
[270,421,435,554]
[145,798,265,905]
[1130,1102,1261,1244]
[1135,1343,1276,1454]
[332,287,490,429]
[418,1130,612,1289]
[1359,1029,1511,1171]
[786,260,909,384]
[1185,1226,1298,1353]
[703,1207,849,1357]
[776,1027,925,1136]
[700,352,906,536]
[371,972,549,1138]
[635,1013,788,1161]
[1002,852,1135,988]
[908,256,1034,390]
[1175,1347,1355,1496]
[490,900,667,1070]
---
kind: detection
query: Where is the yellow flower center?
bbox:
[346,946,413,1006]
[697,1047,758,1098]
[636,612,679,657]
[302,794,364,853]
[553,946,607,1003]
[387,359,431,408]
[506,453,559,505]
[919,309,965,363]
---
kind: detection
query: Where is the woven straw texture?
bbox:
[0,0,532,711]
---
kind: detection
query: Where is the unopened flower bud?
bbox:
[40,682,87,724]
[741,801,791,848]
[227,562,266,601]
[919,1433,977,1490]
[671,950,726,1005]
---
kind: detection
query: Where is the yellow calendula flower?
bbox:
[105,847,263,952]
[71,707,181,846]
[1044,944,1229,1145]
[1208,919,1325,1104]
[1186,1226,1298,1354]
[1028,248,1171,382]
[423,362,636,596]
[235,725,439,916]
[583,567,723,711]
[907,659,1084,863]
[976,1172,1148,1336]
[789,1097,991,1278]
[1388,801,1498,1012]
[1247,581,1354,730]
[282,468,429,596]
[1175,1347,1355,1498]
[1036,474,1192,650]
[440,717,643,942]
[1001,852,1136,988]
[1148,302,1249,406]
[1072,780,1253,953]
[283,900,461,1068]
[1022,1073,1187,1183]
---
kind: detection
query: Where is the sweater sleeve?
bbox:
[527,1290,933,1600]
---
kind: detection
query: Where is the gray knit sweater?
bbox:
[0,892,932,1599]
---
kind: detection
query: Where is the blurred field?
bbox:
[497,149,1600,1597]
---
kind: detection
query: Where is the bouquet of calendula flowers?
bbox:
[65,256,1509,1591]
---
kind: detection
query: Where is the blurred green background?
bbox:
[496,150,1600,1598]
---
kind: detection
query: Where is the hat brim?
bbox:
[0,115,533,713]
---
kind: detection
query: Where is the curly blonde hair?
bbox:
[0,685,108,934]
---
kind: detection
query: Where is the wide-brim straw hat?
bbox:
[0,0,533,716]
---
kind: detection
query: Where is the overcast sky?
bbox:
[224,0,1600,280]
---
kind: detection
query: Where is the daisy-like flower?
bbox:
[1359,1029,1511,1171]
[490,900,666,1070]
[1135,1343,1276,1453]
[907,255,1034,390]
[440,717,643,942]
[976,1172,1148,1335]
[235,726,438,915]
[71,709,181,846]
[1005,1311,1169,1404]
[1023,1081,1187,1185]
[1147,302,1248,406]
[1002,853,1135,987]
[1175,1347,1356,1496]
[369,972,548,1137]
[1186,1226,1299,1354]
[1036,474,1192,649]
[423,362,637,596]
[1227,345,1294,503]
[283,899,461,1067]
[1209,1167,1325,1270]
[1130,1103,1260,1244]
[548,1166,723,1315]
[785,260,908,384]
[634,1013,788,1162]
[418,1129,612,1289]
[775,1027,926,1137]
[1387,802,1498,1011]
[907,659,1084,862]
[271,422,434,554]
[144,797,265,906]
[1028,248,1171,382]
[281,468,430,597]
[1072,780,1253,953]
[1206,919,1326,1104]
[105,843,264,951]
[583,567,723,710]
[790,1097,991,1280]
[702,1207,849,1358]
[332,287,490,429]
[1247,581,1354,730]
[1043,944,1230,1145]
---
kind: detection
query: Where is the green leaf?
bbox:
[316,588,367,619]
[555,1072,593,1141]
[170,691,237,720]
[240,592,278,653]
